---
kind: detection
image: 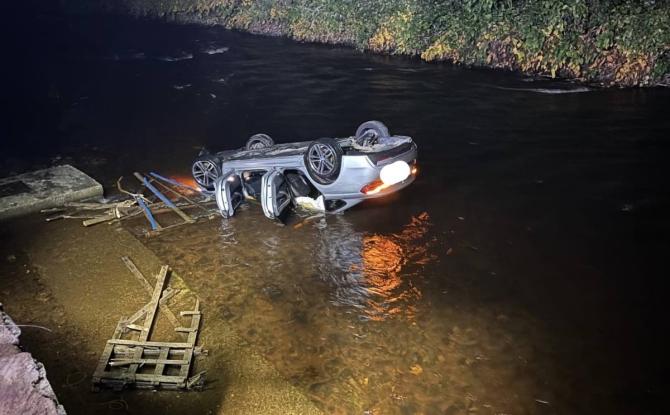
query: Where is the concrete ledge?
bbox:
[0,165,103,220]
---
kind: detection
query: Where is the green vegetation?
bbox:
[86,0,669,86]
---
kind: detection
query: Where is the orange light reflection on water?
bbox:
[358,212,434,321]
[168,175,201,195]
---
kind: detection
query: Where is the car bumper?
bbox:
[321,143,418,200]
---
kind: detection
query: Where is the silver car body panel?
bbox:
[210,135,418,215]
[214,171,244,217]
[260,169,292,219]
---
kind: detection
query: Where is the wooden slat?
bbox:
[125,324,148,332]
[107,339,193,348]
[82,213,116,227]
[121,257,181,329]
[142,265,168,342]
[109,357,187,366]
[123,307,148,326]
[112,346,187,356]
[92,319,125,381]
[179,299,201,379]
[127,266,168,377]
[121,256,153,294]
[153,347,171,386]
[121,288,176,327]
[98,373,187,384]
[134,373,187,384]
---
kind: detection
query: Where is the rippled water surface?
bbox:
[5,9,670,415]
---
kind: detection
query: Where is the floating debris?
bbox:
[41,172,218,235]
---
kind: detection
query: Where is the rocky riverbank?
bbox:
[68,0,669,87]
[0,304,66,415]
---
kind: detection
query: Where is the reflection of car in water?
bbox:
[191,121,418,221]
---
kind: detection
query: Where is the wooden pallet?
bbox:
[92,260,206,391]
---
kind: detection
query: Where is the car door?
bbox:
[261,169,292,220]
[214,171,244,218]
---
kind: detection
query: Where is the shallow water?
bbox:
[4,8,670,415]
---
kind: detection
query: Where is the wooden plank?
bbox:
[109,358,188,367]
[107,339,193,348]
[121,256,153,294]
[123,306,148,326]
[121,288,176,327]
[82,213,116,227]
[120,257,181,329]
[113,345,187,356]
[160,301,182,330]
[125,324,148,332]
[142,265,168,341]
[135,374,187,385]
[134,172,194,223]
[147,174,211,213]
[179,299,201,379]
[98,373,187,384]
[152,347,171,386]
[127,266,168,377]
[113,346,206,357]
[92,319,125,382]
[125,289,179,327]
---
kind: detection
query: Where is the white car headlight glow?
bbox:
[380,160,410,186]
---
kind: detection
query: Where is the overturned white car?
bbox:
[191,121,418,220]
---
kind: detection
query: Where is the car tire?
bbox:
[192,154,222,191]
[355,120,390,141]
[246,133,274,150]
[304,138,343,185]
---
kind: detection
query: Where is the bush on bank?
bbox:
[80,0,669,86]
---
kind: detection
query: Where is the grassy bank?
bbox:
[76,0,668,86]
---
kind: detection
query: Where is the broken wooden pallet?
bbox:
[92,261,206,391]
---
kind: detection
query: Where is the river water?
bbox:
[5,9,670,415]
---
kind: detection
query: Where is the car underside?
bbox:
[191,121,418,221]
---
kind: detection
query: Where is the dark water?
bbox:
[5,6,670,415]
